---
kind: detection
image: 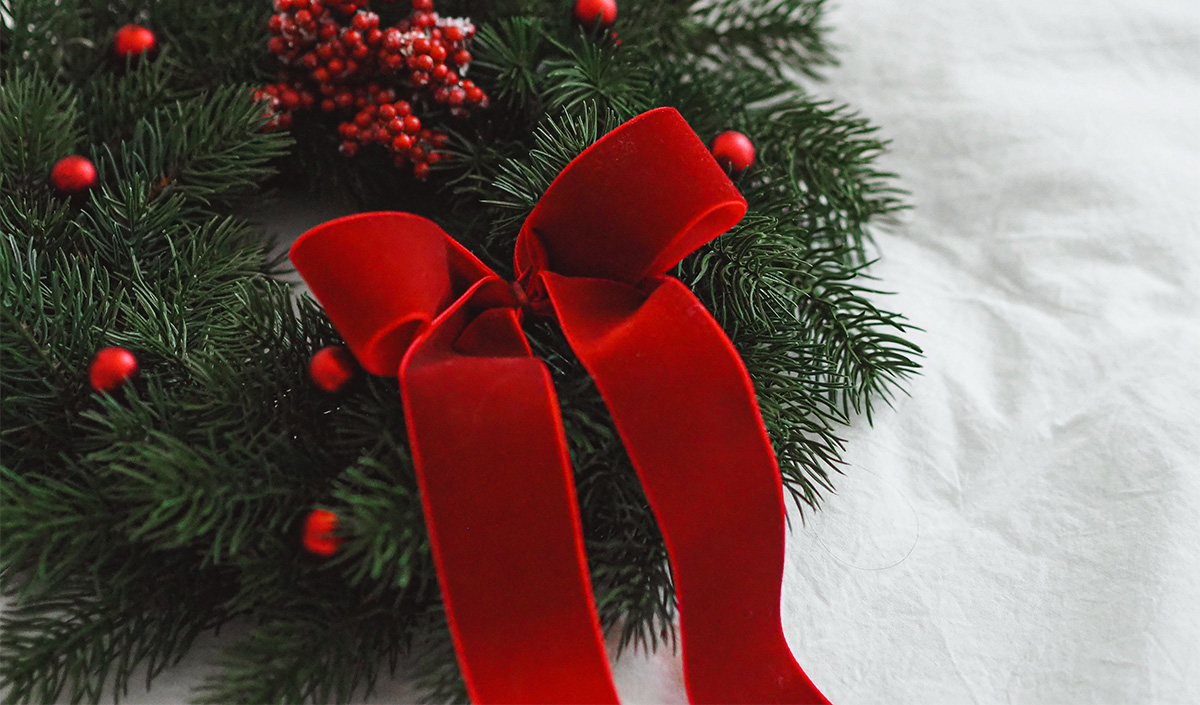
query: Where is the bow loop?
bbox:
[515,108,748,286]
[291,212,495,376]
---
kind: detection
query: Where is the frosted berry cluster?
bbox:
[258,0,488,179]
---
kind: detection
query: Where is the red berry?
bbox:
[413,37,430,54]
[454,49,471,65]
[416,54,434,71]
[413,0,433,11]
[573,0,618,27]
[89,346,138,393]
[709,130,756,172]
[309,345,358,392]
[429,43,446,62]
[432,64,448,80]
[444,26,464,42]
[392,133,413,151]
[447,87,465,106]
[302,509,344,557]
[113,24,158,57]
[413,161,431,179]
[466,86,484,103]
[49,155,98,194]
[403,115,421,133]
[394,100,411,116]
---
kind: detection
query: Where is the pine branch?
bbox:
[472,17,549,113]
[484,103,612,239]
[1,552,231,705]
[542,31,653,120]
[688,0,837,80]
[0,0,90,78]
[329,457,435,596]
[0,70,82,191]
[95,85,292,210]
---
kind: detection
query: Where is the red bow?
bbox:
[291,108,830,704]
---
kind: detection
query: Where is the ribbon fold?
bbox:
[291,108,830,705]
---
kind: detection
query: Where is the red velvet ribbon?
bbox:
[290,108,830,705]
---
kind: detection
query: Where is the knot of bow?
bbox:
[291,108,830,705]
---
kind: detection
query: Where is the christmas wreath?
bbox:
[0,0,920,702]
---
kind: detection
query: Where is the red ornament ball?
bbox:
[573,0,618,27]
[113,24,158,58]
[309,345,358,392]
[303,509,344,557]
[709,130,756,173]
[89,346,138,393]
[49,155,98,194]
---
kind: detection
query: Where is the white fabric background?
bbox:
[100,0,1200,702]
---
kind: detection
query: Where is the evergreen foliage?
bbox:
[0,0,920,701]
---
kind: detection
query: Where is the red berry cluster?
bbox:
[259,0,488,179]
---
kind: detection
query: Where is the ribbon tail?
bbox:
[400,292,618,704]
[541,272,831,705]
